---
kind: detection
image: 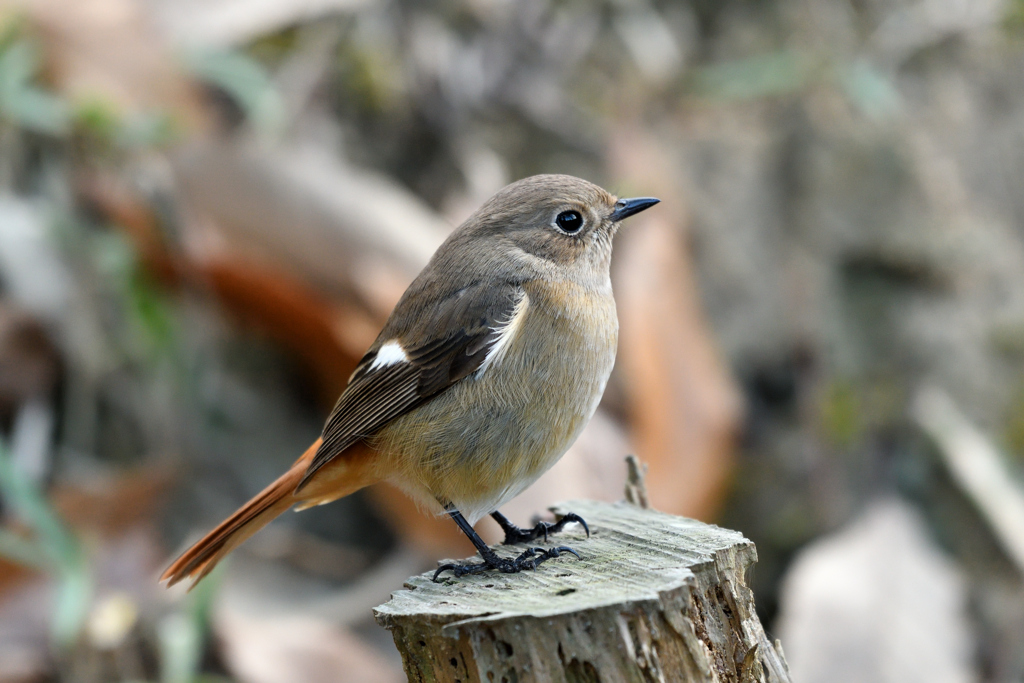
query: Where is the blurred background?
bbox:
[0,0,1022,680]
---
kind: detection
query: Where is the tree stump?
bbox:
[374,500,791,683]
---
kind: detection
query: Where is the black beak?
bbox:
[610,197,660,222]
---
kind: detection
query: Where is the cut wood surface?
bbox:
[374,500,791,683]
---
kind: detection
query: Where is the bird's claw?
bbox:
[432,545,581,582]
[499,512,590,545]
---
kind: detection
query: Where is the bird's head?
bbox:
[460,174,659,279]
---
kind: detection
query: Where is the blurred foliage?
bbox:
[2,0,1024,679]
[183,47,284,136]
[818,379,861,449]
[0,440,90,648]
[0,427,223,678]
[839,60,902,121]
[0,29,70,136]
[689,51,813,102]
[157,570,223,683]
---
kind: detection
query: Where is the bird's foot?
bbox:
[432,545,580,582]
[494,511,590,545]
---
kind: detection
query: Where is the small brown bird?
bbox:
[161,174,658,586]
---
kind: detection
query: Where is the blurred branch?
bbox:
[870,0,1006,67]
[913,385,1024,576]
[173,139,451,314]
[9,395,54,488]
[623,454,649,509]
[150,0,369,48]
[610,126,743,520]
[273,20,344,125]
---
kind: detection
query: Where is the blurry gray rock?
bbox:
[776,497,972,683]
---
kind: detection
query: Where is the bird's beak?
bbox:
[610,197,661,222]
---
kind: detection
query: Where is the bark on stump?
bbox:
[374,499,791,683]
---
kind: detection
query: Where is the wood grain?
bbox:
[374,499,790,683]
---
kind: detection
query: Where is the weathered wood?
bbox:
[374,499,791,683]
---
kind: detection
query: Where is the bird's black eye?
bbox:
[555,210,583,234]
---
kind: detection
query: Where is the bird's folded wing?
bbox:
[296,280,523,489]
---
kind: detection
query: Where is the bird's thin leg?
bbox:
[433,505,580,582]
[490,510,590,545]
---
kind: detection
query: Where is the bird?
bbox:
[161,174,659,586]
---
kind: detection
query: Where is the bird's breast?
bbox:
[370,278,618,523]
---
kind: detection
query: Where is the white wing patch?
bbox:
[477,290,530,377]
[370,340,408,370]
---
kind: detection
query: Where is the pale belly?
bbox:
[368,283,617,524]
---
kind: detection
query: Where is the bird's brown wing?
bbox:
[296,280,522,489]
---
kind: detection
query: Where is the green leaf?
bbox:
[0,442,75,568]
[0,527,47,568]
[158,563,223,683]
[158,612,203,683]
[0,13,27,54]
[74,97,123,141]
[689,51,814,102]
[0,39,70,134]
[0,440,91,647]
[117,110,180,148]
[182,47,284,135]
[839,60,901,121]
[3,86,71,134]
[52,558,92,647]
[0,39,36,93]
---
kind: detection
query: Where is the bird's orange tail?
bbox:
[161,438,373,588]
